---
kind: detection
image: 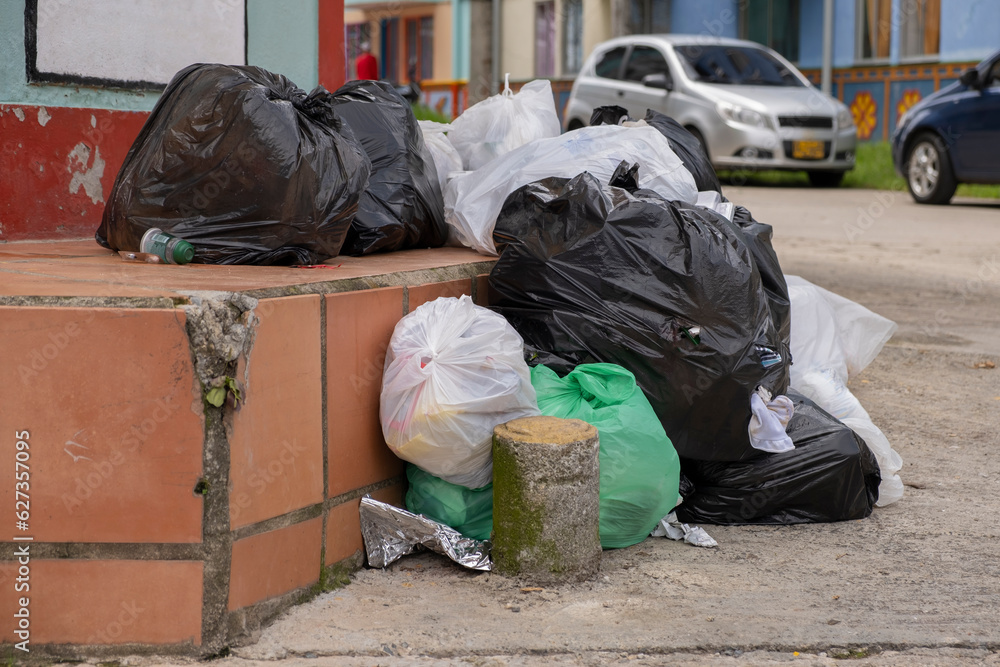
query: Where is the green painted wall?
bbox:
[0,1,157,111]
[247,0,320,90]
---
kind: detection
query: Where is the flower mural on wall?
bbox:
[850,91,878,140]
[897,89,922,122]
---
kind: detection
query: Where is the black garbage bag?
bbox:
[328,80,448,255]
[490,166,789,462]
[97,64,371,265]
[731,204,791,353]
[675,392,881,525]
[589,105,721,193]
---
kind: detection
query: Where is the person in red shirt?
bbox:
[356,41,378,80]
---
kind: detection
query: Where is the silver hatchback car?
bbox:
[564,35,857,186]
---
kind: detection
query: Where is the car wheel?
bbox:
[685,126,710,161]
[906,133,957,205]
[807,171,845,187]
[567,119,585,131]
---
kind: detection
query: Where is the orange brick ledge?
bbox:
[0,241,495,657]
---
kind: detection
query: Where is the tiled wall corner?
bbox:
[0,560,203,645]
[406,278,474,312]
[229,295,324,529]
[326,287,406,498]
[0,307,204,543]
[228,517,323,611]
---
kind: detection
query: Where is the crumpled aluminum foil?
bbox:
[359,496,492,571]
[651,511,718,548]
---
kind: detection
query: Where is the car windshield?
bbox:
[674,44,805,87]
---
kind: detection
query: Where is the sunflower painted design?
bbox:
[850,91,878,140]
[896,89,922,122]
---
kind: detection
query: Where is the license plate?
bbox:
[792,140,825,160]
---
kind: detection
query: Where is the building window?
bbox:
[857,0,891,61]
[899,0,940,59]
[381,17,399,81]
[740,0,800,63]
[628,0,670,35]
[346,22,372,81]
[535,2,556,77]
[405,17,433,82]
[563,0,583,75]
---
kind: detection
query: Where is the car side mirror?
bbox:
[960,67,980,88]
[642,73,673,91]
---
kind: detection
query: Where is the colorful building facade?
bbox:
[360,0,995,134]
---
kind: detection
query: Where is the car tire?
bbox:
[685,126,711,161]
[905,133,957,205]
[807,171,845,187]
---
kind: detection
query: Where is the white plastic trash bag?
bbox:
[448,76,562,171]
[418,121,464,192]
[445,124,699,255]
[380,295,540,488]
[786,275,904,505]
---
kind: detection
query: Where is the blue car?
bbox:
[892,49,1000,204]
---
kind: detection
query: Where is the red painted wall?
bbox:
[318,0,346,93]
[0,105,149,242]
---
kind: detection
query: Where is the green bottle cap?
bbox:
[172,239,195,264]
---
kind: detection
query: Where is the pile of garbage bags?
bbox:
[375,91,901,541]
[99,65,447,264]
[101,62,902,545]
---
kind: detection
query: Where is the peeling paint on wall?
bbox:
[67,143,106,205]
[12,107,25,121]
[38,107,51,126]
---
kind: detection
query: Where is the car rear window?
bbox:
[623,46,670,82]
[595,46,627,79]
[674,44,805,87]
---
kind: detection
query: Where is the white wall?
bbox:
[34,0,246,85]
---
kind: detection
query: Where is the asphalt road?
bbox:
[151,187,1000,667]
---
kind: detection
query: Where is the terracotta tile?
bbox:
[0,307,204,543]
[324,483,405,566]
[326,288,406,498]
[229,517,322,610]
[0,241,495,297]
[229,295,324,528]
[407,278,473,312]
[0,560,202,645]
[474,273,491,307]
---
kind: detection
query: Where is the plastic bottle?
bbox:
[140,228,195,265]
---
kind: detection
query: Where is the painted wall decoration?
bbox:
[896,89,923,122]
[850,91,878,141]
[30,0,246,87]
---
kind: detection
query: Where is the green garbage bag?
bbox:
[531,363,681,548]
[405,464,493,540]
[405,363,680,547]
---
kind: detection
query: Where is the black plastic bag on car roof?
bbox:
[675,391,881,525]
[97,63,371,265]
[589,105,722,193]
[328,80,448,256]
[490,164,789,462]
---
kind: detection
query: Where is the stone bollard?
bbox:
[491,416,601,583]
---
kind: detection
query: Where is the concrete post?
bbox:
[491,416,601,583]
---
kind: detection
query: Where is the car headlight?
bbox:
[716,101,771,129]
[837,107,854,130]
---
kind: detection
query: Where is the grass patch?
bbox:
[718,141,1000,198]
[411,103,451,123]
